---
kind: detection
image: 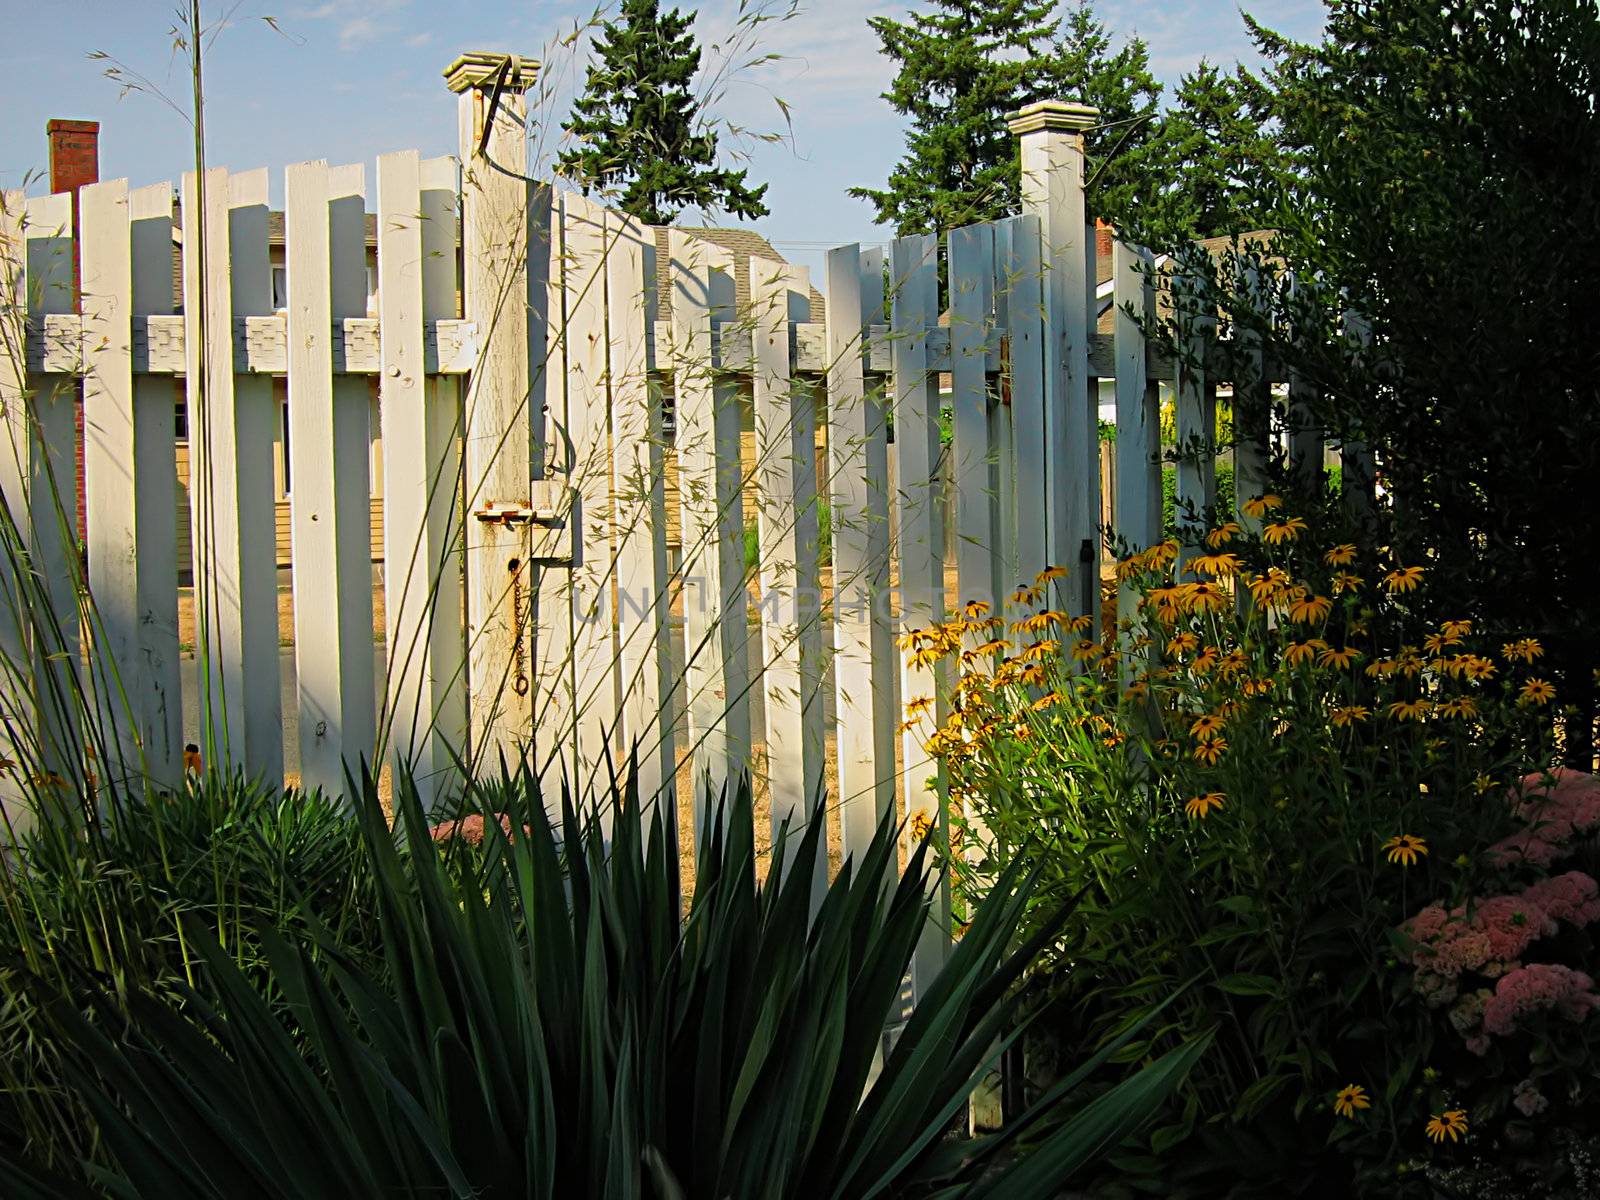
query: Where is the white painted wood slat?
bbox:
[949,224,998,617]
[889,231,950,996]
[1113,238,1159,634]
[752,256,827,898]
[561,193,620,801]
[608,212,676,820]
[1173,270,1216,545]
[376,151,466,810]
[671,231,750,840]
[826,243,895,868]
[286,161,376,795]
[999,213,1047,592]
[81,179,184,791]
[182,168,283,782]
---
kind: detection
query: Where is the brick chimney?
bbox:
[47,119,99,541]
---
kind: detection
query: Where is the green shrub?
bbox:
[908,497,1566,1195]
[0,773,382,1175]
[6,766,1208,1199]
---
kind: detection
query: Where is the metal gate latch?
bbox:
[472,480,579,566]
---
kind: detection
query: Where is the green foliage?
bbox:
[0,774,381,1176]
[916,499,1562,1195]
[7,766,1206,1198]
[744,497,831,572]
[558,0,768,224]
[1241,0,1600,757]
[853,0,1159,234]
[1130,61,1285,246]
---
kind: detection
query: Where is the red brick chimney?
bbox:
[47,119,99,541]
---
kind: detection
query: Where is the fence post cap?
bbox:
[443,52,541,94]
[1006,100,1100,136]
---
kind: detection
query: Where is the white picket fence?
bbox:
[0,55,1370,996]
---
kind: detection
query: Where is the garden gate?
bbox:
[0,50,1366,997]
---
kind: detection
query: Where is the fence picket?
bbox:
[949,224,997,616]
[286,161,376,793]
[181,168,283,782]
[752,257,827,897]
[561,193,620,799]
[826,243,896,868]
[889,232,950,994]
[1234,264,1273,534]
[80,180,184,790]
[999,214,1046,591]
[376,152,465,810]
[0,192,79,791]
[1113,239,1159,632]
[671,231,750,839]
[608,212,676,819]
[1173,270,1216,544]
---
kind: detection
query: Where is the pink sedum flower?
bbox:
[1481,963,1600,1037]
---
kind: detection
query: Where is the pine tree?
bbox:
[1049,1,1162,228]
[1133,61,1284,244]
[853,0,1163,236]
[558,0,768,225]
[849,0,1064,235]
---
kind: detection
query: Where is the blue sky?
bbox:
[0,0,1327,281]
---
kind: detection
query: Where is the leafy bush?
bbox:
[0,773,381,1175]
[904,497,1572,1195]
[5,766,1206,1199]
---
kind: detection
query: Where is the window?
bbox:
[271,266,288,311]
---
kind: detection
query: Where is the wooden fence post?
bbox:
[376,152,467,810]
[447,52,540,771]
[1010,100,1099,623]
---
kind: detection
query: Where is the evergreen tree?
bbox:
[1050,1,1162,228]
[558,0,768,225]
[853,0,1162,236]
[1133,60,1284,244]
[849,0,1065,234]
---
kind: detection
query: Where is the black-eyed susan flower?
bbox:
[962,599,992,619]
[1242,677,1273,697]
[1070,638,1100,663]
[1436,696,1479,720]
[1502,637,1544,663]
[1010,583,1042,606]
[1331,570,1365,594]
[1383,834,1428,866]
[1190,646,1220,675]
[1122,680,1149,702]
[1441,619,1472,639]
[1384,566,1425,593]
[1323,544,1358,567]
[904,695,935,720]
[1206,521,1241,548]
[1334,1084,1371,1119]
[1318,645,1360,670]
[1460,656,1498,682]
[1193,738,1228,765]
[1387,699,1432,722]
[1192,551,1243,578]
[1288,593,1334,624]
[1240,494,1284,520]
[1262,516,1308,545]
[1425,1109,1468,1143]
[1035,565,1068,584]
[1030,691,1063,712]
[1183,582,1230,615]
[1019,664,1047,687]
[1185,792,1226,819]
[1283,640,1326,667]
[910,645,945,670]
[1330,705,1371,727]
[1519,678,1556,706]
[1167,631,1201,657]
[908,810,935,842]
[1190,713,1227,742]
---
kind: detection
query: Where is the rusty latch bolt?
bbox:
[474,501,561,526]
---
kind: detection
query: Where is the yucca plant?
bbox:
[8,764,1207,1198]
